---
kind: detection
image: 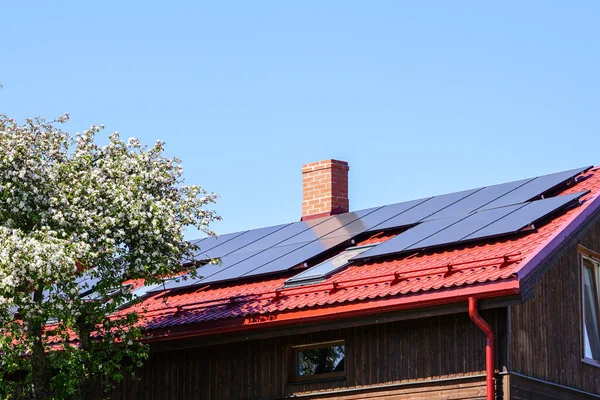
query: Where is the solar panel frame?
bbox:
[322,201,431,239]
[369,188,480,231]
[406,203,526,251]
[199,223,291,259]
[352,215,465,261]
[240,235,356,279]
[159,250,267,291]
[479,166,591,210]
[232,218,330,253]
[197,243,308,284]
[152,166,592,291]
[422,178,533,221]
[189,230,248,261]
[462,191,587,241]
[274,211,372,247]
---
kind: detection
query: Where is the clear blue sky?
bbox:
[1,1,599,237]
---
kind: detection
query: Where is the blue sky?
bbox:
[1,1,599,237]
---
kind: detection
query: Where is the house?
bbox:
[112,160,600,399]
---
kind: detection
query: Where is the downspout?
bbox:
[468,297,495,400]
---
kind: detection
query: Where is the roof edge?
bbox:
[144,279,520,343]
[517,186,600,281]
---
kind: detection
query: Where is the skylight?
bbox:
[284,245,374,287]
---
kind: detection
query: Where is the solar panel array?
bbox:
[149,165,591,292]
[351,191,587,261]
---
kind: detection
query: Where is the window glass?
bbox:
[583,258,600,361]
[294,343,345,377]
[285,245,373,287]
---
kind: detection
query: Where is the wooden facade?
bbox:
[507,214,600,397]
[98,216,600,399]
[106,310,505,399]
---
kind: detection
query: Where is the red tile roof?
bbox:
[125,168,600,341]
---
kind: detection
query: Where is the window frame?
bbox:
[579,245,600,367]
[289,340,346,383]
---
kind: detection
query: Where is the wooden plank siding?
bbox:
[509,217,600,396]
[105,310,506,400]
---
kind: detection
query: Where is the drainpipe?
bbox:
[468,297,495,400]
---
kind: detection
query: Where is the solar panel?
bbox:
[196,243,307,284]
[189,230,248,261]
[463,191,587,240]
[284,245,374,287]
[148,166,591,291]
[422,178,533,221]
[405,203,526,251]
[313,207,383,239]
[127,282,162,302]
[199,223,291,259]
[480,166,591,210]
[231,217,332,253]
[156,215,366,290]
[319,201,428,240]
[354,191,587,261]
[240,235,356,279]
[353,216,465,260]
[369,188,480,231]
[159,250,266,291]
[275,212,367,247]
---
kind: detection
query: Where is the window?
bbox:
[291,341,345,381]
[285,245,374,287]
[582,251,600,364]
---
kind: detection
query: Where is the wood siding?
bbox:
[509,374,599,400]
[105,310,506,400]
[509,217,600,395]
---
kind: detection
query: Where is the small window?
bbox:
[291,341,345,382]
[285,245,374,287]
[582,253,600,364]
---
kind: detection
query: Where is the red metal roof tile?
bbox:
[122,168,600,338]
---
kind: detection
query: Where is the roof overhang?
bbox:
[145,278,519,345]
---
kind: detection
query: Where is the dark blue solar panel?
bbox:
[190,237,207,246]
[190,231,247,261]
[314,207,383,240]
[480,166,591,210]
[463,191,587,240]
[200,242,310,284]
[352,216,464,261]
[324,199,429,238]
[274,211,370,247]
[152,166,592,290]
[406,203,526,251]
[370,188,479,231]
[233,217,332,253]
[201,223,291,258]
[422,178,533,221]
[160,250,267,290]
[241,235,355,278]
[269,216,337,246]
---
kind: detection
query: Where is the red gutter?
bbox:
[468,297,495,400]
[145,279,519,342]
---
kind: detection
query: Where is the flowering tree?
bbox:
[0,114,219,399]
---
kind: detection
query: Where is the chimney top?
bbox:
[301,159,349,220]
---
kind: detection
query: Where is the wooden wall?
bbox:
[105,310,506,400]
[509,217,600,396]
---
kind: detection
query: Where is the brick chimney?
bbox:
[301,159,349,220]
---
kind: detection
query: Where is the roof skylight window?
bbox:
[284,245,374,287]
